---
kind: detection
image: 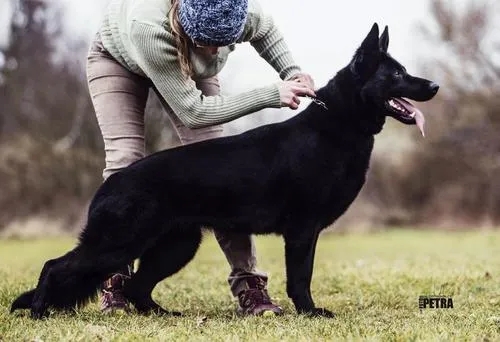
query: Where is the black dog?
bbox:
[11,23,439,319]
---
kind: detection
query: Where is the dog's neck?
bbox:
[305,69,385,137]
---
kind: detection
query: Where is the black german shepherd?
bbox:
[12,23,439,319]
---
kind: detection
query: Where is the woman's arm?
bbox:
[239,0,302,81]
[130,21,281,129]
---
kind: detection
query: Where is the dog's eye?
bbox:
[394,71,403,78]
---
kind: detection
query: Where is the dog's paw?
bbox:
[30,307,50,320]
[30,298,50,320]
[300,307,335,318]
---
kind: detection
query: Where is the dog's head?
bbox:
[346,23,439,135]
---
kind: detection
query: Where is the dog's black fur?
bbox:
[12,23,439,319]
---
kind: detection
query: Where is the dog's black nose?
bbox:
[429,82,439,94]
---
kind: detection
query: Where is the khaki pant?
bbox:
[86,35,266,297]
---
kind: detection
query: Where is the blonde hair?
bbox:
[169,0,193,78]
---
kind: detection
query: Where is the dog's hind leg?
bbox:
[16,195,164,319]
[11,255,65,314]
[28,241,143,319]
[28,250,84,319]
[123,228,203,315]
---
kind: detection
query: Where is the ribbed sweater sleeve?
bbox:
[240,2,302,80]
[129,22,281,129]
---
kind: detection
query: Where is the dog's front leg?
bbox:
[284,230,335,318]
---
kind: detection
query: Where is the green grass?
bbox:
[1,230,500,341]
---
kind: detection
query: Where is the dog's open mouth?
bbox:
[386,98,425,137]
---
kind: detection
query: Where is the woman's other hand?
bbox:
[277,80,316,110]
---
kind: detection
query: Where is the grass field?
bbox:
[1,229,500,341]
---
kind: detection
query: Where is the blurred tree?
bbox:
[0,0,104,231]
[0,0,101,151]
[0,0,52,135]
[367,0,500,227]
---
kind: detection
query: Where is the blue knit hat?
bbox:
[178,0,249,47]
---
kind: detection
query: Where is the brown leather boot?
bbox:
[100,265,133,313]
[237,276,283,316]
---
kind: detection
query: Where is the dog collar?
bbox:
[305,95,329,110]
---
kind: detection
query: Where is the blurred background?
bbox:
[0,0,499,237]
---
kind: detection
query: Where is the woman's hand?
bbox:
[277,79,316,110]
[290,73,315,91]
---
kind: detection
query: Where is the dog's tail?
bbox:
[11,245,131,317]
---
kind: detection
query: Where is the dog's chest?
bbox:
[316,141,373,225]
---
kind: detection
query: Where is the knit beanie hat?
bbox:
[178,0,249,47]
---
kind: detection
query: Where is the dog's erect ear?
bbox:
[379,26,389,52]
[360,23,380,52]
[350,23,381,76]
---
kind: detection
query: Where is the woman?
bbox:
[86,0,315,316]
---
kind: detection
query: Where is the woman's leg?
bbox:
[86,34,150,312]
[157,76,282,315]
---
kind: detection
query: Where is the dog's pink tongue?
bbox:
[397,98,426,137]
[414,109,425,137]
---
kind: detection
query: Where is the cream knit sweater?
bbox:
[98,0,302,128]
